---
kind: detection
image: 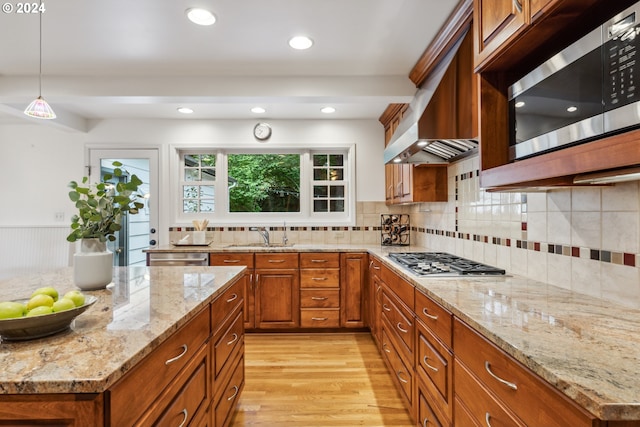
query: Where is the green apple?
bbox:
[26,294,55,311]
[52,297,76,313]
[63,290,85,307]
[26,305,53,317]
[0,301,27,319]
[31,286,59,302]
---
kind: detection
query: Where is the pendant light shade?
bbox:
[24,4,56,120]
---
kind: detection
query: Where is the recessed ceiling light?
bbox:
[177,107,194,114]
[567,106,578,112]
[515,101,525,108]
[251,107,266,114]
[186,8,216,26]
[320,107,335,114]
[288,36,313,50]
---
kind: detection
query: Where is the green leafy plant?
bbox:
[66,161,145,243]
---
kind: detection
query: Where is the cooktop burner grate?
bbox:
[388,252,505,276]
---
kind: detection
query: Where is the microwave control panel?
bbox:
[605,11,639,110]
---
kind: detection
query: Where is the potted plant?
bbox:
[67,161,144,289]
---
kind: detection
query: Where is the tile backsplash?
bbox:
[169,154,640,308]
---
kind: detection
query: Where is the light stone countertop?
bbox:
[0,265,245,394]
[148,243,640,420]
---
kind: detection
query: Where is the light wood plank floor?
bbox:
[230,333,414,427]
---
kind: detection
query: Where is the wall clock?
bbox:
[253,122,272,141]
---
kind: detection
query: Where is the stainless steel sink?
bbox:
[224,243,295,248]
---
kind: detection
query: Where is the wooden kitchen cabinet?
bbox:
[368,255,385,349]
[255,253,300,329]
[0,394,104,427]
[300,252,340,328]
[454,318,597,427]
[210,253,255,329]
[340,252,367,328]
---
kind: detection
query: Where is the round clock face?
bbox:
[253,122,272,141]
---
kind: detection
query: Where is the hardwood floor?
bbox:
[230,333,413,426]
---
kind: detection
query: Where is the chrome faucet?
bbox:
[253,227,270,246]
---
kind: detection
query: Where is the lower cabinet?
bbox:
[255,253,300,329]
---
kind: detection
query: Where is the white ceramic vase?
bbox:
[73,238,114,290]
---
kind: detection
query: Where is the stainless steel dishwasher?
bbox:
[147,252,209,266]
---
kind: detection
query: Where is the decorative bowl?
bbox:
[0,296,97,341]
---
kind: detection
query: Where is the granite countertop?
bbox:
[147,243,640,420]
[0,265,245,394]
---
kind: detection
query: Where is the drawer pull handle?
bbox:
[311,259,327,263]
[485,412,493,427]
[485,361,517,390]
[423,356,439,372]
[422,308,438,320]
[396,370,408,384]
[382,343,391,353]
[268,259,286,263]
[223,259,240,263]
[373,264,381,270]
[227,385,239,401]
[396,322,408,334]
[382,303,391,312]
[227,333,239,346]
[165,344,188,365]
[177,409,188,427]
[312,277,328,281]
[512,0,522,14]
[227,293,238,303]
[312,317,328,321]
[422,417,430,427]
[311,296,328,301]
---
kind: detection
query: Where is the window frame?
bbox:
[170,144,356,226]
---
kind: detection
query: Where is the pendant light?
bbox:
[24,4,56,120]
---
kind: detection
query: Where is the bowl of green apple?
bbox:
[0,287,96,341]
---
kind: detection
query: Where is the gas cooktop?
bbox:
[387,252,505,277]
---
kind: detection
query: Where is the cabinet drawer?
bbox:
[215,353,245,427]
[211,278,244,335]
[300,269,340,288]
[300,309,340,327]
[415,289,452,348]
[455,359,525,427]
[109,307,210,427]
[382,291,414,359]
[381,327,413,407]
[213,308,244,379]
[417,378,449,427]
[454,319,595,427]
[416,320,453,423]
[210,252,254,268]
[151,344,210,427]
[381,264,415,311]
[300,289,340,308]
[300,252,340,268]
[255,252,299,269]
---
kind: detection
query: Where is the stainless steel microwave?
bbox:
[508,1,640,161]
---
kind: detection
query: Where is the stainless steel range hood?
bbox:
[384,27,478,165]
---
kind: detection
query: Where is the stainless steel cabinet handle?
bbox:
[423,356,439,372]
[312,277,328,281]
[382,303,391,312]
[372,263,381,270]
[312,317,328,321]
[396,322,408,334]
[512,0,522,13]
[227,333,239,346]
[422,417,430,427]
[177,409,188,427]
[485,361,518,390]
[311,296,328,300]
[397,370,408,383]
[311,259,327,263]
[223,259,240,263]
[165,344,188,365]
[382,343,391,353]
[422,308,438,320]
[227,293,238,303]
[485,412,493,427]
[227,385,239,401]
[268,259,285,263]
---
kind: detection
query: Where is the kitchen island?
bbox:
[0,265,246,426]
[147,243,640,423]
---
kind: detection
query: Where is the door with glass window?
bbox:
[89,149,158,267]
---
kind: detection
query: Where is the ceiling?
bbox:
[0,0,459,132]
